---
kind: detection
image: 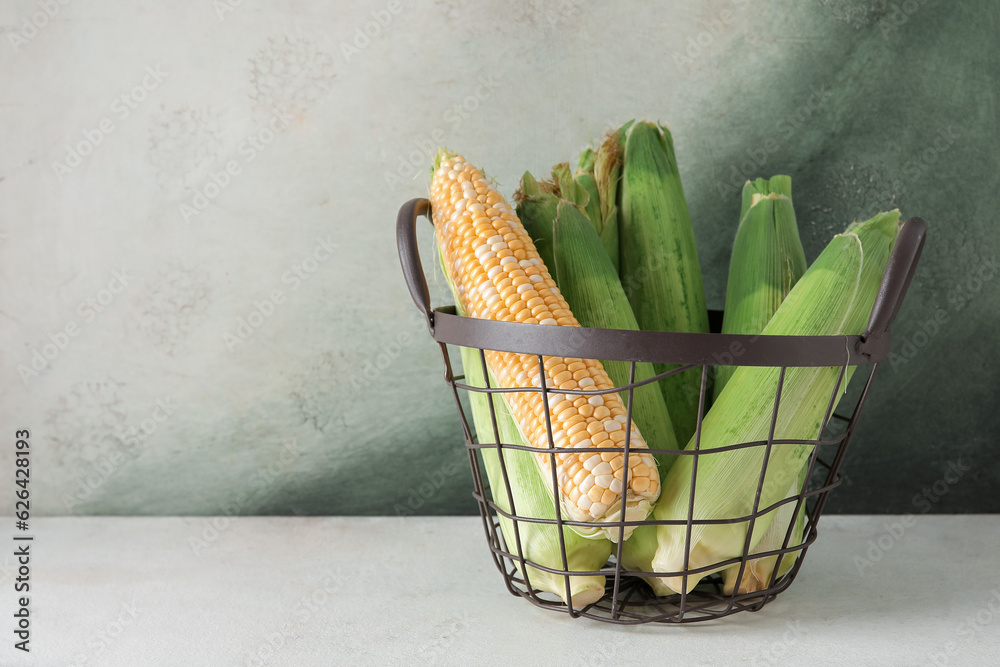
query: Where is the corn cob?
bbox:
[551,162,577,205]
[650,211,902,593]
[517,157,608,274]
[722,467,807,595]
[713,175,808,593]
[549,160,598,224]
[459,344,613,607]
[619,121,710,447]
[591,122,632,274]
[573,152,603,236]
[551,199,679,474]
[619,523,676,597]
[516,160,604,277]
[714,176,806,399]
[741,174,791,216]
[430,149,660,541]
[515,171,558,275]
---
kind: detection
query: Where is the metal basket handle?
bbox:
[396,197,434,332]
[859,217,928,349]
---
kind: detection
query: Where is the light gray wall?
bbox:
[1,0,996,515]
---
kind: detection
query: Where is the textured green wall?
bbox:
[679,0,1000,513]
[7,0,995,516]
[390,0,1000,516]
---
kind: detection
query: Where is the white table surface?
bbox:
[2,515,998,666]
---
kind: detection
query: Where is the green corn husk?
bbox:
[551,161,588,206]
[578,146,596,173]
[650,210,902,594]
[460,345,613,607]
[552,199,679,476]
[515,171,558,276]
[721,465,807,595]
[740,174,792,215]
[714,176,807,399]
[619,522,677,597]
[591,122,632,274]
[574,168,603,234]
[711,175,808,594]
[619,121,710,448]
[574,143,602,232]
[516,163,598,281]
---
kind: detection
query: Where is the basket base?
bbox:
[503,566,794,624]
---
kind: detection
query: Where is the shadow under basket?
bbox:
[397,198,926,624]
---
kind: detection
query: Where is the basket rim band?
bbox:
[430,307,890,365]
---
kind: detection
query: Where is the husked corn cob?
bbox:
[650,211,902,593]
[430,149,660,541]
[460,344,613,607]
[619,121,710,447]
[715,175,807,398]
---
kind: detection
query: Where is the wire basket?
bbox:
[397,197,926,623]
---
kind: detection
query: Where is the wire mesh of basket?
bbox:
[397,197,926,623]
